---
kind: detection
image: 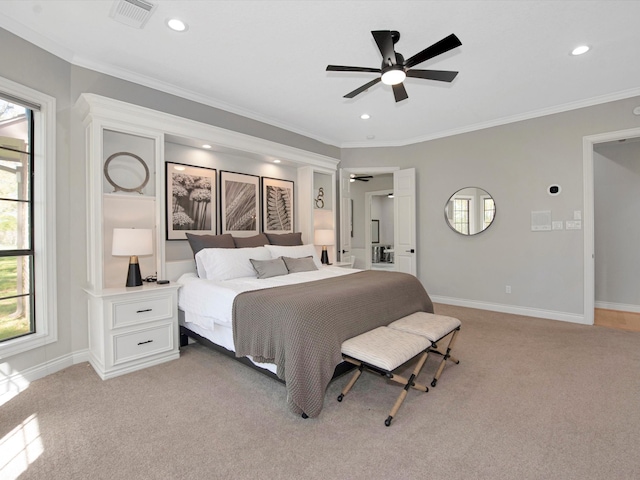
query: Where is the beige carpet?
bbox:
[2,304,640,480]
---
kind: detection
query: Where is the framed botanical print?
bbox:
[261,176,294,234]
[166,162,216,240]
[220,171,260,236]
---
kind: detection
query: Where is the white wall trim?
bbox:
[583,126,640,327]
[594,302,640,314]
[0,75,58,359]
[0,349,89,404]
[431,295,588,325]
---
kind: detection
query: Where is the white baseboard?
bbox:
[430,295,589,325]
[594,301,640,314]
[0,349,90,405]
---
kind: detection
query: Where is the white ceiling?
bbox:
[1,0,640,148]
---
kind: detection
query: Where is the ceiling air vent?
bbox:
[109,0,156,29]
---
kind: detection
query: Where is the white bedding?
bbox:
[177,266,359,331]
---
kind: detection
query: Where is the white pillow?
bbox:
[264,244,322,268]
[195,246,271,281]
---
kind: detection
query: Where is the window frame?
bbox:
[0,75,57,359]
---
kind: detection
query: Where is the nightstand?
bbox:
[85,283,181,380]
[329,261,353,268]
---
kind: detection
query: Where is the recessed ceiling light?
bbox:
[167,18,188,32]
[360,114,370,120]
[571,45,590,56]
[202,144,211,149]
[273,159,281,163]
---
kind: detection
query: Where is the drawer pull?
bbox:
[137,339,154,346]
[136,308,153,313]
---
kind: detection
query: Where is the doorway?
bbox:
[583,126,640,330]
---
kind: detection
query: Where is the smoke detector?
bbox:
[110,0,156,29]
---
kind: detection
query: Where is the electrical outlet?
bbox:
[506,285,511,294]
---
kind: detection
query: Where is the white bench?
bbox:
[338,312,461,426]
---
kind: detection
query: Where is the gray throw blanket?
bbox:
[232,270,434,418]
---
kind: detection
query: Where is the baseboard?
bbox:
[594,301,640,314]
[0,349,90,403]
[431,295,588,325]
[594,308,640,332]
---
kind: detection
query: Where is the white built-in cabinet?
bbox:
[77,93,340,379]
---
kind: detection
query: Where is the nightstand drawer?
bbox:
[113,323,173,365]
[112,294,173,328]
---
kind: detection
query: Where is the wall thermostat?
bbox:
[548,184,561,196]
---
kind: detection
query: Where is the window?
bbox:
[0,100,33,343]
[483,197,495,230]
[0,76,56,358]
[453,198,470,235]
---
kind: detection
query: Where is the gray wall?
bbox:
[594,141,640,307]
[3,22,640,379]
[340,97,640,316]
[0,26,337,377]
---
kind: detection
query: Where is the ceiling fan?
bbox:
[326,30,461,102]
[350,174,373,182]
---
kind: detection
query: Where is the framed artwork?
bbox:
[220,171,260,236]
[262,176,294,234]
[166,162,216,240]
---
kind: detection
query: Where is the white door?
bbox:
[393,168,417,275]
[339,169,352,263]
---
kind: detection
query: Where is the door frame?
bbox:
[339,166,399,268]
[583,126,640,325]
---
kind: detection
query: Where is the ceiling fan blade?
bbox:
[344,77,381,99]
[327,65,381,73]
[406,69,459,82]
[392,83,408,102]
[372,30,396,65]
[404,33,462,69]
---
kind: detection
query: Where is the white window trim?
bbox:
[0,75,57,359]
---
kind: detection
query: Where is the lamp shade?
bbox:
[314,229,334,246]
[112,228,153,256]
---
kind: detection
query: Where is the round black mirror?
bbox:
[444,187,496,235]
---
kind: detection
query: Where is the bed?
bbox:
[173,237,434,418]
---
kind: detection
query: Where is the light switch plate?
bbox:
[574,210,582,220]
[552,221,564,230]
[566,220,582,230]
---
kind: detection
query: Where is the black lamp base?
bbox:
[126,260,143,287]
[320,247,330,265]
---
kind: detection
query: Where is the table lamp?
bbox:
[314,229,334,265]
[112,228,153,287]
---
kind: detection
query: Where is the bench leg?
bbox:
[385,351,429,426]
[337,362,364,402]
[431,328,460,387]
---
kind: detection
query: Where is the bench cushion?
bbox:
[341,327,430,372]
[388,311,461,343]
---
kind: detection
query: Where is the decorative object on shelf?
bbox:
[104,152,150,194]
[314,229,335,265]
[112,228,153,287]
[444,187,496,236]
[262,176,294,235]
[166,162,216,240]
[314,187,325,208]
[220,171,260,237]
[371,219,380,244]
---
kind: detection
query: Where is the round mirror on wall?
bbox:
[444,187,496,235]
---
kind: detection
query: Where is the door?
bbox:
[393,168,416,275]
[339,169,352,262]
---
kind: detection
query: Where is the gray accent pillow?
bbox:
[250,257,289,279]
[186,233,235,256]
[282,256,318,273]
[265,232,303,246]
[234,233,269,248]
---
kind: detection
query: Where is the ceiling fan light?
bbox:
[381,67,406,86]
